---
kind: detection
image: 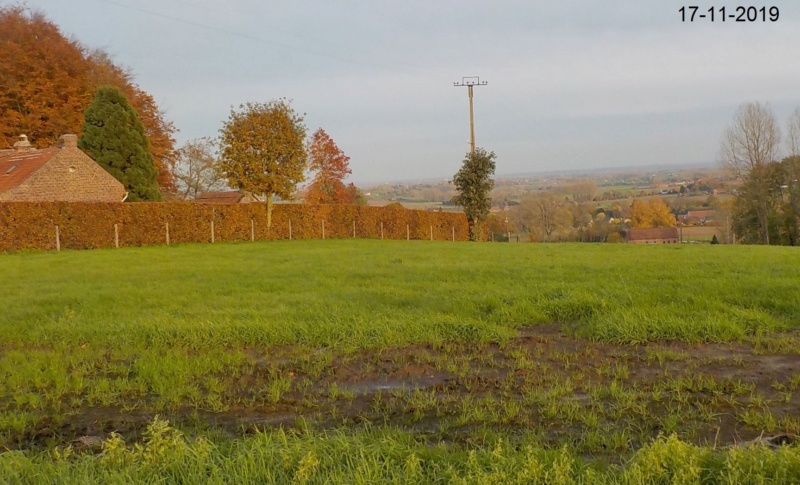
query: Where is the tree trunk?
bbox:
[759,200,770,245]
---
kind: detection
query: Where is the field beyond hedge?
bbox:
[1,240,799,482]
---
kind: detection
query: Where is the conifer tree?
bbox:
[79,86,162,201]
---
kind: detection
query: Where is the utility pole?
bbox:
[453,76,487,155]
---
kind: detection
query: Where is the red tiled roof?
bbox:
[195,191,245,203]
[0,149,59,192]
[687,210,715,219]
[627,227,679,241]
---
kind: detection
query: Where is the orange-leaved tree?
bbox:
[0,6,90,148]
[628,198,676,228]
[218,99,307,228]
[0,7,177,191]
[304,128,354,204]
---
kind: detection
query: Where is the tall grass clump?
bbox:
[1,419,799,484]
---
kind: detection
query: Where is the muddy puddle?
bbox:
[5,324,799,455]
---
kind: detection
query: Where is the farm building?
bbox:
[684,209,716,223]
[195,190,257,204]
[626,227,679,244]
[0,134,127,202]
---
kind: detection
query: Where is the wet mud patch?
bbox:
[3,325,799,458]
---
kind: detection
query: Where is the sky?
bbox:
[18,0,800,183]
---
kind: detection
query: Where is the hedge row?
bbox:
[0,202,470,252]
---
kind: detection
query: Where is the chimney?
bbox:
[13,134,33,151]
[60,134,78,149]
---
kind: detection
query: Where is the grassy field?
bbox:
[1,240,799,482]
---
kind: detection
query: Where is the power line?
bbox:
[95,0,389,69]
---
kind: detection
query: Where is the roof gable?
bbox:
[195,191,248,203]
[627,227,679,241]
[0,148,59,192]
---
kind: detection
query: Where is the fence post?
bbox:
[430,224,433,241]
[452,226,455,242]
[406,224,410,241]
[353,220,356,238]
[166,222,170,245]
[55,225,61,252]
[114,224,119,249]
[211,207,216,243]
[322,219,326,240]
[251,219,255,242]
[380,222,384,240]
[289,218,292,240]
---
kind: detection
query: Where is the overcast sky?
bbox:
[20,0,800,183]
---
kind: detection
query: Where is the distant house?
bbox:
[687,209,715,222]
[0,134,127,202]
[194,190,257,204]
[627,227,679,244]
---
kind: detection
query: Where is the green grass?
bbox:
[1,240,799,482]
[2,419,799,484]
[1,240,798,348]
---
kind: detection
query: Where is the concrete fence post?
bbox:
[55,225,60,252]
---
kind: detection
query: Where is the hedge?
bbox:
[0,202,470,252]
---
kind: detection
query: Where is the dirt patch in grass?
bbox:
[6,325,800,458]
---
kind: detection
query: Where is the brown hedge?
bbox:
[0,202,470,251]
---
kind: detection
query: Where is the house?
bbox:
[194,190,257,204]
[627,227,679,244]
[0,134,127,202]
[686,209,715,223]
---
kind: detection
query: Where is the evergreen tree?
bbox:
[79,86,162,201]
[452,148,496,241]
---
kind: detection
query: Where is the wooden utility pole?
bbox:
[453,76,488,155]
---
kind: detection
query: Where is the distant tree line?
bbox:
[721,102,800,245]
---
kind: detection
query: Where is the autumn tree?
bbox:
[720,102,781,244]
[80,86,161,201]
[712,197,735,244]
[628,199,676,228]
[218,99,307,228]
[452,148,496,241]
[565,181,597,203]
[173,137,226,200]
[788,108,800,157]
[0,6,90,147]
[731,162,785,244]
[304,128,354,204]
[781,155,800,244]
[345,183,368,205]
[512,192,573,242]
[0,7,177,189]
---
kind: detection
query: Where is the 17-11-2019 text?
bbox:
[679,6,779,22]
